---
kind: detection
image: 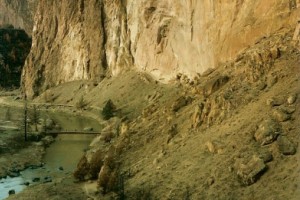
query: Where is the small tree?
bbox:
[44,90,54,103]
[41,117,48,134]
[5,108,11,121]
[102,99,116,120]
[43,90,49,103]
[116,173,125,200]
[76,95,87,110]
[23,95,28,141]
[30,105,40,132]
[183,187,191,200]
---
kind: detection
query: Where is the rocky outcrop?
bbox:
[22,0,300,98]
[0,0,37,35]
[129,0,299,79]
[22,0,133,97]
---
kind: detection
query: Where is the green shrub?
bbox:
[5,108,11,121]
[102,99,115,120]
[29,105,40,131]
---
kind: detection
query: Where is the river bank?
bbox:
[0,93,102,199]
[3,134,95,200]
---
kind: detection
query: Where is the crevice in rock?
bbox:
[100,0,108,71]
[121,1,134,66]
[190,9,194,41]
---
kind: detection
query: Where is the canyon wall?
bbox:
[21,0,300,97]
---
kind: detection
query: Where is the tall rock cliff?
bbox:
[0,0,37,35]
[22,0,300,98]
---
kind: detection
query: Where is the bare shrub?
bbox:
[74,150,104,181]
[74,156,89,181]
[76,95,87,109]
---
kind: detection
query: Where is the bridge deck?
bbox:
[46,131,101,135]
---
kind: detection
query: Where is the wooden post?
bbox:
[24,94,28,141]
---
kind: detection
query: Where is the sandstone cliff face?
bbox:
[0,0,37,35]
[128,0,299,79]
[22,0,300,97]
[23,0,133,97]
[23,0,107,96]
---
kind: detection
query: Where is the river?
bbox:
[0,110,101,199]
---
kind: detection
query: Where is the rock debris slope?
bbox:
[6,21,300,200]
[72,29,300,199]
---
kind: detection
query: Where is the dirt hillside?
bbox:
[7,27,300,200]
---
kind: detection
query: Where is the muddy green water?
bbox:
[0,134,95,200]
[43,134,94,172]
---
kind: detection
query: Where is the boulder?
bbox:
[7,171,20,178]
[45,119,55,128]
[167,124,178,143]
[258,150,273,163]
[287,94,297,105]
[8,189,15,195]
[171,96,192,112]
[191,103,204,128]
[267,75,278,87]
[201,68,215,77]
[41,136,55,146]
[272,109,291,122]
[84,127,94,132]
[32,177,40,182]
[89,135,102,148]
[43,176,52,183]
[254,119,281,146]
[236,155,266,185]
[34,141,44,146]
[266,98,284,107]
[277,136,296,155]
[205,140,225,154]
[256,81,267,90]
[23,182,30,186]
[202,75,230,96]
[281,106,296,114]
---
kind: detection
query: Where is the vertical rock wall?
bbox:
[127,0,300,80]
[23,0,106,96]
[21,0,300,98]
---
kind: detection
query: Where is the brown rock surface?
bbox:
[277,135,297,155]
[21,0,300,98]
[254,119,281,146]
[236,155,267,186]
